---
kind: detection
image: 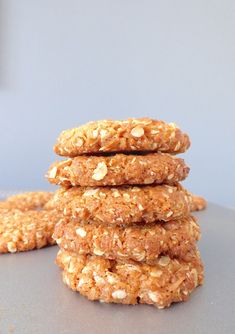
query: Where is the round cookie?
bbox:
[0,191,53,211]
[54,118,190,156]
[47,153,190,187]
[191,194,207,211]
[0,191,61,253]
[48,184,192,226]
[53,216,200,264]
[56,249,204,309]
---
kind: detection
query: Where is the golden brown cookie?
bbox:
[54,118,190,156]
[53,216,200,264]
[190,194,207,211]
[47,153,190,187]
[0,191,61,253]
[48,184,192,226]
[0,191,53,211]
[56,249,204,309]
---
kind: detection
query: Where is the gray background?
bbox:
[0,0,234,207]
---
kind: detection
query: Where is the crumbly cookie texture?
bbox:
[53,216,200,264]
[0,191,53,211]
[54,118,190,156]
[0,210,60,253]
[47,153,190,187]
[48,184,192,225]
[191,194,207,211]
[0,191,61,253]
[56,249,204,309]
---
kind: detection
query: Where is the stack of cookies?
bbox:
[47,118,204,309]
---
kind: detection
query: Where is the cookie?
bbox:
[191,194,207,211]
[56,249,204,309]
[54,118,190,156]
[0,191,53,211]
[48,184,192,225]
[53,216,200,264]
[0,192,61,253]
[47,153,190,187]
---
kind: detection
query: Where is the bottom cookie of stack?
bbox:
[56,249,204,309]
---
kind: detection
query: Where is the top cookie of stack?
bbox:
[48,118,190,187]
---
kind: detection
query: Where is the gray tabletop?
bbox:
[0,203,235,334]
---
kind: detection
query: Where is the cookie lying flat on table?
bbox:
[0,191,53,211]
[0,192,61,253]
[56,249,204,309]
[47,153,189,187]
[48,184,192,225]
[54,118,190,157]
[53,216,200,264]
[191,194,207,211]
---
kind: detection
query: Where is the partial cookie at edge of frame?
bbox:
[190,194,207,211]
[0,191,53,211]
[0,192,61,253]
